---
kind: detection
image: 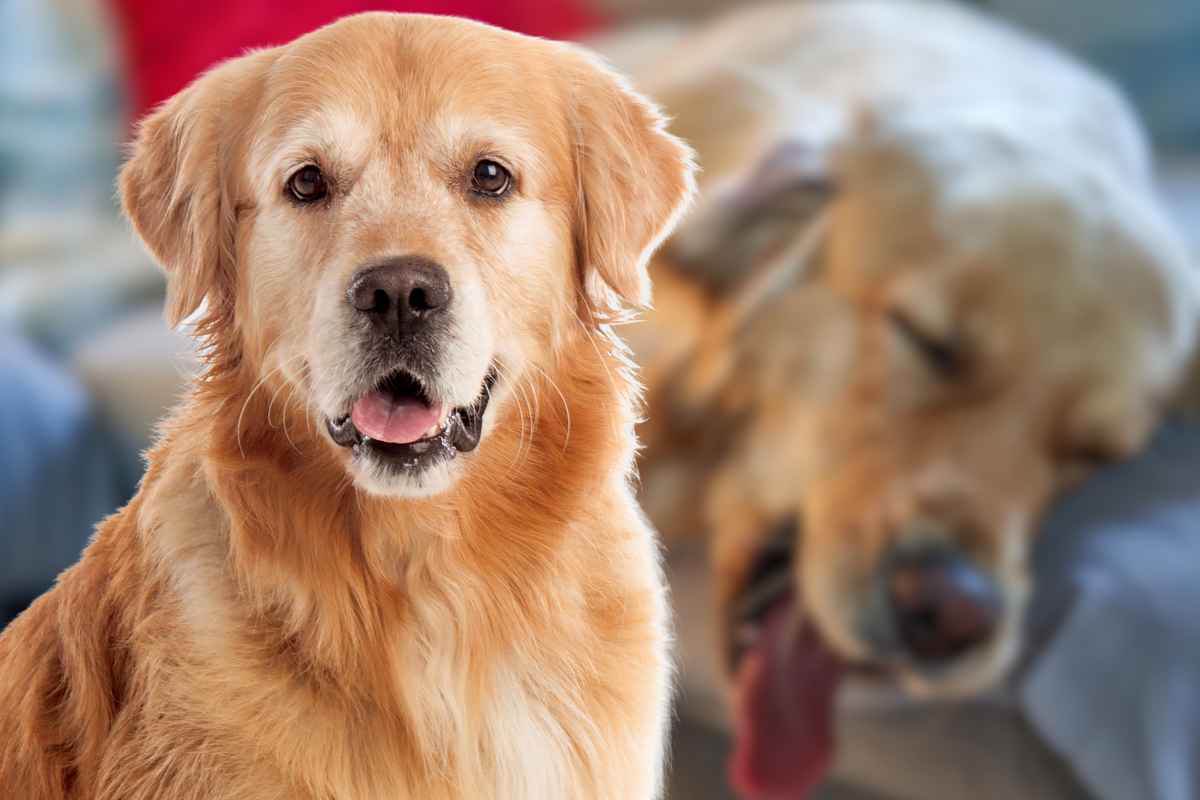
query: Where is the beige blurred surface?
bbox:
[71,307,198,453]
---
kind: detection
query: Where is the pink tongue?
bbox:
[729,599,845,800]
[350,389,443,445]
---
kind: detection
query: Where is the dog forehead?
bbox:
[250,17,573,182]
[272,13,564,125]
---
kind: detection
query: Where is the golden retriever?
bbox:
[0,13,694,800]
[613,2,1200,796]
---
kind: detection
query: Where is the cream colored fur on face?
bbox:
[0,13,694,800]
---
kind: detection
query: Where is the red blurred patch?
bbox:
[110,0,605,122]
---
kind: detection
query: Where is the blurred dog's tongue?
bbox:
[729,599,845,800]
[351,389,442,444]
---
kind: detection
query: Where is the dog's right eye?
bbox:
[287,165,328,203]
[471,160,512,197]
[889,310,964,378]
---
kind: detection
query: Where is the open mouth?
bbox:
[726,519,846,800]
[728,521,1009,797]
[325,367,497,471]
[728,522,798,672]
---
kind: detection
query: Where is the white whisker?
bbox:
[235,349,308,459]
[492,361,533,469]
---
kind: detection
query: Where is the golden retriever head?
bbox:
[641,109,1199,703]
[784,122,1196,691]
[120,13,692,498]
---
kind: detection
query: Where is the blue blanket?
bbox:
[1023,421,1200,799]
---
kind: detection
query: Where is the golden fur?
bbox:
[0,13,694,799]
[614,0,1200,696]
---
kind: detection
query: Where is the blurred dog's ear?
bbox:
[669,138,836,301]
[655,139,839,418]
[564,47,697,311]
[119,51,271,328]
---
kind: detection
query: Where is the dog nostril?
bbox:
[888,551,1001,663]
[372,288,391,315]
[409,287,430,312]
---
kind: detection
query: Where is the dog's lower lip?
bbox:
[326,414,361,447]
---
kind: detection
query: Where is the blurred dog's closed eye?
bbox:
[889,309,966,378]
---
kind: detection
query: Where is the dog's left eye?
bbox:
[889,310,964,377]
[471,160,512,197]
[287,165,328,203]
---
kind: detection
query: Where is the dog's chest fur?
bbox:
[137,462,658,800]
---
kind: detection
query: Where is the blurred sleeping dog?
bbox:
[616,1,1200,797]
[0,13,694,800]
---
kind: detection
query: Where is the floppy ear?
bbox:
[566,49,697,310]
[669,138,835,297]
[119,51,270,328]
[650,139,838,422]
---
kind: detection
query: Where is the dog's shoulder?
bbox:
[0,501,153,799]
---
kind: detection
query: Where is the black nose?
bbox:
[348,256,452,337]
[886,546,1002,664]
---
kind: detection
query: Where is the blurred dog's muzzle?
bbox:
[723,521,1008,797]
[882,542,1003,666]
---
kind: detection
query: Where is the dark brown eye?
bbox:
[471,159,512,197]
[889,310,964,378]
[287,165,327,203]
